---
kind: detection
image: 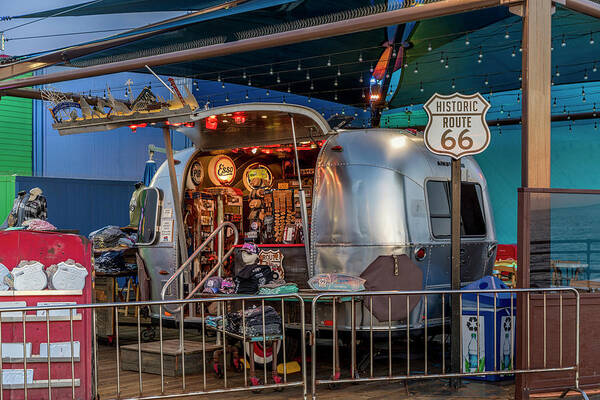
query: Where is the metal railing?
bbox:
[160,221,239,313]
[0,293,306,400]
[310,288,588,400]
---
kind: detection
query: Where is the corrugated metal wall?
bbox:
[0,176,16,223]
[15,176,136,236]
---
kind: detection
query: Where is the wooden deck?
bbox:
[95,326,516,399]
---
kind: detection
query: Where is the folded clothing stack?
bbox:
[234,264,274,294]
[89,226,136,250]
[206,306,282,338]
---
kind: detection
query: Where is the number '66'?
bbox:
[441,129,474,150]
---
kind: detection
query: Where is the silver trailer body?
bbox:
[138,103,497,331]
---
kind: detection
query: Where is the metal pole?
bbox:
[289,114,312,272]
[450,158,462,388]
[162,127,189,353]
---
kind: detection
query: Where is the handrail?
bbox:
[160,221,239,313]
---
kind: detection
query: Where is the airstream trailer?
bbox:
[136,103,497,333]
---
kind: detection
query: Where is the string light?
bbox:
[359,74,363,83]
[247,76,252,86]
[334,78,338,86]
[444,57,449,69]
[310,80,314,90]
[419,81,424,92]
[266,89,270,96]
[582,86,586,102]
[334,92,338,101]
[563,105,567,114]
[306,70,310,80]
[414,63,419,74]
[392,46,397,58]
[440,52,445,63]
[594,63,598,73]
[561,34,566,47]
[221,81,225,89]
[245,90,249,99]
[217,73,221,82]
[465,34,470,46]
[225,93,229,102]
[297,60,302,71]
[512,47,516,57]
[517,93,521,103]
[484,76,489,86]
[358,52,363,62]
[369,63,374,73]
[307,96,311,103]
[555,65,560,77]
[500,105,504,114]
[337,67,341,76]
[287,85,291,93]
[427,42,432,51]
[362,89,366,98]
[269,65,274,75]
[591,32,595,45]
[504,30,510,39]
[242,69,247,79]
[584,69,589,80]
[451,78,456,89]
[327,57,331,67]
[276,73,281,83]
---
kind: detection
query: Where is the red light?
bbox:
[415,247,427,261]
[206,115,218,130]
[233,111,246,124]
[184,122,195,128]
[128,123,147,133]
[165,121,183,126]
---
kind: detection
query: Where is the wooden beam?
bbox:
[521,0,552,188]
[0,0,521,91]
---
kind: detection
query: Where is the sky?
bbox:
[0,1,185,57]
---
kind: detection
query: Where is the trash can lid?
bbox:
[462,276,515,308]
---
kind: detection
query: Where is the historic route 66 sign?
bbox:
[423,92,491,159]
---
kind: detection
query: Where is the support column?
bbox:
[517,1,552,398]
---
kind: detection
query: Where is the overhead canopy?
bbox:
[4,1,600,109]
[184,102,332,149]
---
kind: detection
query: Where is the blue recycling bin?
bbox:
[461,276,516,381]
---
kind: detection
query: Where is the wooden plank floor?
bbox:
[95,325,516,399]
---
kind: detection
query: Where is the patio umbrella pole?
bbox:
[162,127,190,344]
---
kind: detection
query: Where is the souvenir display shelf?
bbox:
[0,230,92,400]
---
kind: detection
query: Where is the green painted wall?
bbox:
[0,176,15,223]
[0,94,32,176]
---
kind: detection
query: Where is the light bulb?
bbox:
[276,73,281,83]
[245,91,249,99]
[465,34,470,46]
[512,47,516,57]
[369,64,374,73]
[555,66,560,77]
[444,57,449,69]
[419,81,424,92]
[594,63,598,73]
[221,81,225,89]
[505,31,510,39]
[590,32,595,45]
[337,67,341,76]
[427,42,432,51]
[440,52,445,63]
[306,71,310,80]
[334,78,338,86]
[308,96,311,103]
[414,63,419,74]
[242,69,247,79]
[561,35,566,47]
[297,61,302,71]
[310,81,314,90]
[266,90,270,96]
[287,85,291,93]
[451,79,456,89]
[334,92,338,101]
[217,74,221,82]
[225,94,229,102]
[327,57,331,67]
[358,52,363,62]
[269,65,274,75]
[359,74,363,83]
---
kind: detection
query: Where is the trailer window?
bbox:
[137,188,161,245]
[426,181,486,238]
